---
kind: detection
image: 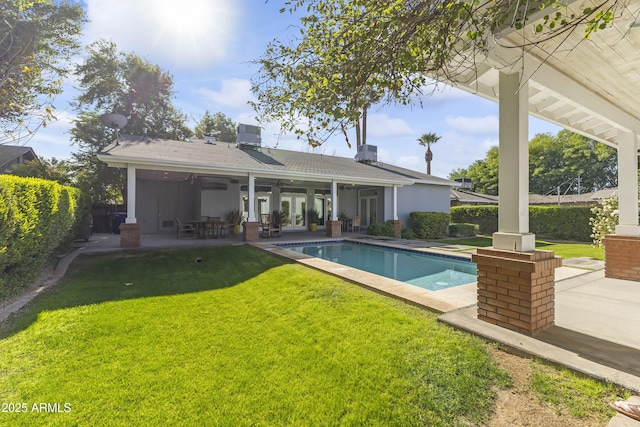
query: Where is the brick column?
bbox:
[119,223,141,248]
[603,235,640,281]
[243,221,260,242]
[326,220,342,237]
[472,248,562,336]
[392,220,401,238]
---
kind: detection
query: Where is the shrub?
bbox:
[401,227,415,240]
[367,220,396,237]
[529,205,592,242]
[408,212,450,239]
[589,196,618,247]
[448,223,479,237]
[450,206,498,235]
[0,175,81,301]
[451,205,593,242]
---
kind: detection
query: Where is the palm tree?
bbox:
[417,132,441,175]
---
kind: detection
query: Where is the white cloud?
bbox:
[366,114,413,138]
[445,115,499,135]
[83,0,238,70]
[196,79,255,109]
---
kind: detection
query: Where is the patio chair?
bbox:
[260,214,271,238]
[269,217,282,237]
[349,215,361,232]
[175,217,196,239]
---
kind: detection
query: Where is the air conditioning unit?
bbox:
[236,123,261,149]
[454,178,473,190]
[354,144,377,163]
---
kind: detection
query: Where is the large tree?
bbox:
[194,111,237,142]
[0,0,84,145]
[71,40,192,203]
[252,0,617,147]
[449,130,618,195]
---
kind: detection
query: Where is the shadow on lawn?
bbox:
[0,245,290,339]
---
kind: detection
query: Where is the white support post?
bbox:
[493,71,535,251]
[615,132,640,235]
[392,185,399,220]
[331,180,338,220]
[248,173,256,222]
[126,165,137,223]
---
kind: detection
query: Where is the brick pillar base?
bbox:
[392,220,401,238]
[243,221,259,242]
[603,235,640,281]
[119,223,141,248]
[472,248,562,336]
[326,220,342,237]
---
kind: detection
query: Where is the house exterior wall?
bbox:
[394,184,451,227]
[201,182,241,219]
[137,179,197,234]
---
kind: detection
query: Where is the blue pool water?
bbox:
[280,241,477,291]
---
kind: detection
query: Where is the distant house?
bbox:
[451,188,618,207]
[0,145,38,174]
[450,189,499,206]
[97,135,457,235]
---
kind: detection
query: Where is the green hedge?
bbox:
[367,220,396,237]
[529,206,592,241]
[450,206,498,235]
[0,175,81,301]
[448,223,479,237]
[450,205,592,242]
[408,212,450,239]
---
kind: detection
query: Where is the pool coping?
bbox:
[252,238,478,313]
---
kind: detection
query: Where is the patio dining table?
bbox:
[189,219,226,239]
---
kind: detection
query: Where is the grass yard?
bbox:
[440,236,605,260]
[0,246,510,427]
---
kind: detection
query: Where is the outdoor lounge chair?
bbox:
[175,217,195,239]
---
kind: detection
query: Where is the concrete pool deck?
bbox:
[3,232,639,400]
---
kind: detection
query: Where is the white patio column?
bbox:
[248,173,256,222]
[392,185,399,220]
[615,132,640,235]
[331,180,338,220]
[126,165,137,223]
[493,71,535,252]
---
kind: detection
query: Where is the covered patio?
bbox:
[434,0,640,337]
[97,135,454,247]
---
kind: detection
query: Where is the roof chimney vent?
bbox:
[236,123,261,149]
[354,144,377,163]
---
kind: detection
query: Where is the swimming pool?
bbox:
[280,241,477,291]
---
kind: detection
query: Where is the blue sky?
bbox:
[32,0,561,179]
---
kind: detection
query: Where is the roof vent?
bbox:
[236,123,261,149]
[354,144,377,163]
[454,178,473,190]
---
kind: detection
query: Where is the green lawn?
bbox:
[0,246,510,426]
[439,237,605,260]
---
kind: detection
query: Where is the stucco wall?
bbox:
[391,184,451,227]
[200,182,241,219]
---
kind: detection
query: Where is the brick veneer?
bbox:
[472,248,562,336]
[326,220,342,237]
[243,221,259,241]
[603,235,640,281]
[119,223,141,248]
[392,220,401,238]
